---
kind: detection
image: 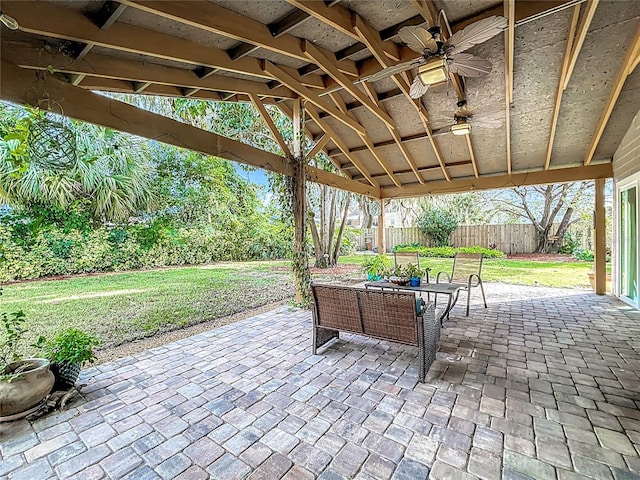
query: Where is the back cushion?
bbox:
[312,285,363,333]
[359,290,417,345]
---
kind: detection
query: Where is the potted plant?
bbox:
[0,307,55,421]
[362,254,392,281]
[40,329,100,390]
[387,265,411,285]
[405,263,430,287]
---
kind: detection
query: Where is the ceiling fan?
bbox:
[366,15,508,99]
[437,100,505,136]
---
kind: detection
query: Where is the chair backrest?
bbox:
[451,253,483,285]
[311,284,362,333]
[310,284,419,346]
[359,289,418,345]
[394,252,420,269]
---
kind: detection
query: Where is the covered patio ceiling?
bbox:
[0,0,638,199]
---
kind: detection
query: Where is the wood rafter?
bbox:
[329,91,401,187]
[285,0,400,61]
[465,135,479,178]
[249,93,292,156]
[584,22,640,165]
[305,104,378,187]
[303,40,396,129]
[361,81,424,184]
[263,61,366,136]
[381,163,613,198]
[306,135,330,163]
[0,60,377,198]
[2,1,325,89]
[504,0,515,174]
[119,0,358,76]
[545,5,580,170]
[563,0,600,90]
[352,13,450,182]
[6,44,296,100]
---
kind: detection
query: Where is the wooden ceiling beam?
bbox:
[327,129,450,156]
[2,1,324,89]
[119,0,358,76]
[361,81,424,184]
[465,135,480,178]
[563,0,599,90]
[302,40,396,130]
[382,163,613,198]
[545,5,580,170]
[504,0,515,174]
[306,134,330,163]
[6,44,297,100]
[0,60,377,198]
[285,0,400,61]
[350,160,472,179]
[249,93,292,156]
[264,61,366,136]
[584,22,640,165]
[329,92,401,187]
[306,104,378,187]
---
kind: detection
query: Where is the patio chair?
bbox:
[394,251,420,269]
[435,253,487,316]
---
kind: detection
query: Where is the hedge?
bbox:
[393,244,506,259]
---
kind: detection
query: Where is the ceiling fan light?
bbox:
[417,58,447,85]
[451,121,471,136]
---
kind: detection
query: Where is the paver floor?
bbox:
[1,284,640,479]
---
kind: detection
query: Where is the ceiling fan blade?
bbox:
[409,77,430,99]
[448,53,493,77]
[445,15,508,55]
[470,106,505,129]
[365,58,424,83]
[399,26,438,54]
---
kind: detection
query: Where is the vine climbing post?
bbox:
[289,98,311,305]
[377,199,385,254]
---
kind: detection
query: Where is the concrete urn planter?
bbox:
[587,272,612,292]
[0,358,55,421]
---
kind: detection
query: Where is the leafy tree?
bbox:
[495,182,592,253]
[417,207,459,247]
[0,103,154,224]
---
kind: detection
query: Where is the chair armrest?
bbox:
[436,271,451,283]
[467,273,482,288]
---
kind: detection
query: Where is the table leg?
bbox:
[438,290,461,325]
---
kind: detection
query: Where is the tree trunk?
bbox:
[331,194,351,266]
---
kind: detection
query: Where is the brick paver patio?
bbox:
[1,284,640,479]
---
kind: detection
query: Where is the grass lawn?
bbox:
[1,261,295,352]
[339,254,597,289]
[2,255,599,356]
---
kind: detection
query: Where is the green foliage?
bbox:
[361,254,393,278]
[39,328,100,367]
[559,232,578,254]
[572,248,594,262]
[394,244,506,259]
[417,207,459,247]
[404,263,428,278]
[0,309,27,369]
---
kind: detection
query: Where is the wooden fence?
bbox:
[359,224,593,254]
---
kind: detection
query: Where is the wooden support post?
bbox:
[594,178,606,295]
[377,200,385,254]
[291,98,311,305]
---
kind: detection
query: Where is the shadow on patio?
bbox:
[1,284,639,479]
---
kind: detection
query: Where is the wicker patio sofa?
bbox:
[310,283,440,382]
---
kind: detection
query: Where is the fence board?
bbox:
[358,224,594,254]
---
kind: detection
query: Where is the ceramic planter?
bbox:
[0,359,54,420]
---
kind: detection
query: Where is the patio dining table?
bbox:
[364,280,463,324]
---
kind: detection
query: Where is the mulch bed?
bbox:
[507,253,578,262]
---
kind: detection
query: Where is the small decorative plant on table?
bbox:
[362,254,393,281]
[40,329,100,390]
[405,263,431,287]
[387,265,411,285]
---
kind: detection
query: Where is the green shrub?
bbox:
[394,244,506,259]
[417,207,459,247]
[572,248,594,261]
